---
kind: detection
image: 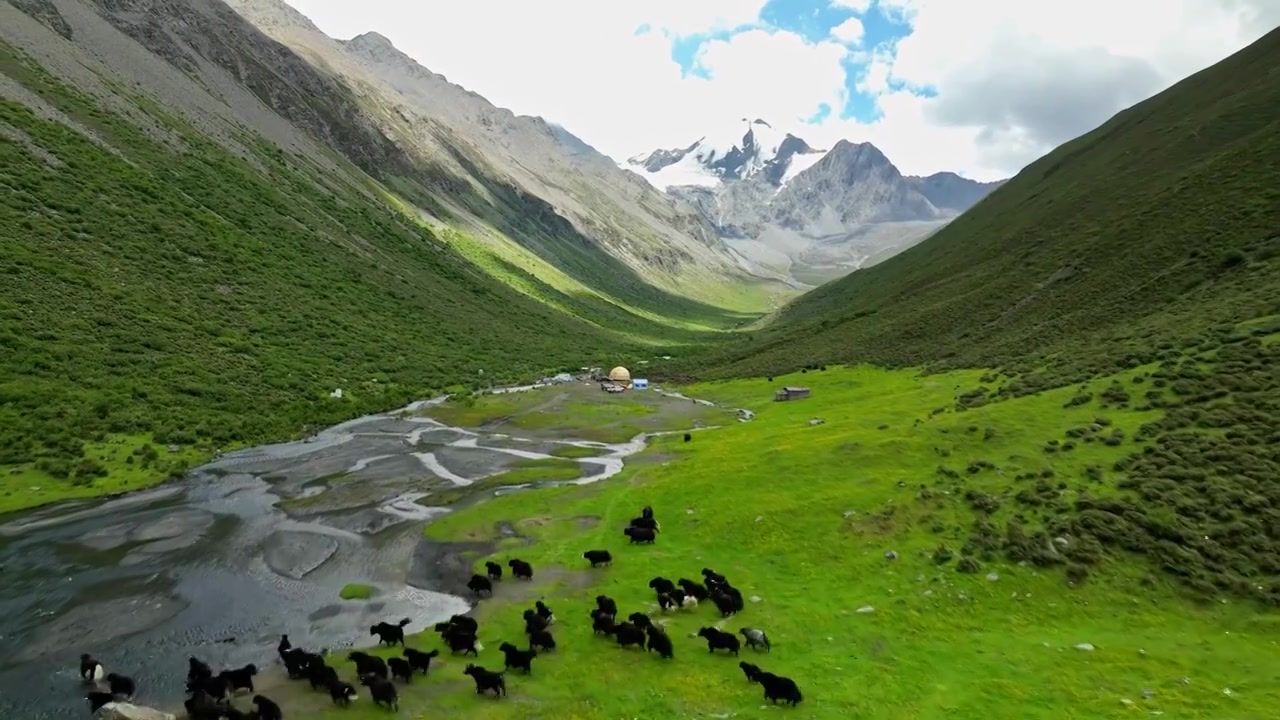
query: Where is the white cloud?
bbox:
[853,52,892,95]
[281,0,837,165]
[830,0,872,13]
[811,0,1280,179]
[693,30,851,125]
[280,1,1279,182]
[829,18,865,46]
[631,0,770,36]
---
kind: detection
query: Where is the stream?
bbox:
[0,386,731,718]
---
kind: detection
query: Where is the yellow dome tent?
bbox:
[608,366,631,384]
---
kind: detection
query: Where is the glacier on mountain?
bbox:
[624,118,824,191]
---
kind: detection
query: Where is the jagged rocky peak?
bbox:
[804,140,897,181]
[628,142,698,173]
[623,115,1006,282]
[626,118,825,190]
[825,139,890,164]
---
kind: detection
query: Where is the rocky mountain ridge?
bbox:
[627,119,1005,283]
[627,118,826,188]
[215,3,771,288]
[15,0,780,309]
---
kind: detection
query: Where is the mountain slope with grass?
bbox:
[661,28,1280,606]
[0,0,766,513]
[694,27,1280,379]
[221,0,783,300]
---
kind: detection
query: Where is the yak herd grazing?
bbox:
[462,504,802,707]
[79,651,280,719]
[77,504,799,717]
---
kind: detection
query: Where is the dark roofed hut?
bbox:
[774,386,810,401]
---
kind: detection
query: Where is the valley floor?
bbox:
[249,368,1279,719]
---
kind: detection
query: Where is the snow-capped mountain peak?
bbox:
[626,118,825,191]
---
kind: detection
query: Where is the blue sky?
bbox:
[669,0,914,124]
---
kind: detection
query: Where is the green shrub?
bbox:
[1065,563,1090,584]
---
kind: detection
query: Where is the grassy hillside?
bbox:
[424,219,776,335]
[655,29,1280,606]
[0,44,744,513]
[250,370,1279,719]
[692,27,1280,381]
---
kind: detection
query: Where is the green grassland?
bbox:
[255,366,1278,720]
[0,433,205,515]
[0,45,760,515]
[549,445,610,459]
[420,382,737,444]
[497,458,585,483]
[339,583,376,600]
[5,16,1279,720]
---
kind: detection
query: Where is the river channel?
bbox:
[0,388,712,718]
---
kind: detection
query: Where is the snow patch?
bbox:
[781,151,826,185]
[696,117,755,163]
[644,152,722,190]
[629,119,826,190]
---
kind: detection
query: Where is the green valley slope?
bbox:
[667,29,1280,605]
[692,27,1280,380]
[0,47,647,509]
[218,0,785,316]
[0,0,765,513]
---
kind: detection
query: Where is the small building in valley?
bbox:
[774,386,811,402]
[632,378,650,390]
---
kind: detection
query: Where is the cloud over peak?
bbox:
[283,0,1278,181]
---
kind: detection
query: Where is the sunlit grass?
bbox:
[339,584,376,600]
[263,366,1279,719]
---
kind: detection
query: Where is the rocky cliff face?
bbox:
[312,23,746,274]
[9,0,74,39]
[770,141,944,229]
[73,0,764,291]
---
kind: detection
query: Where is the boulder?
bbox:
[97,703,177,720]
